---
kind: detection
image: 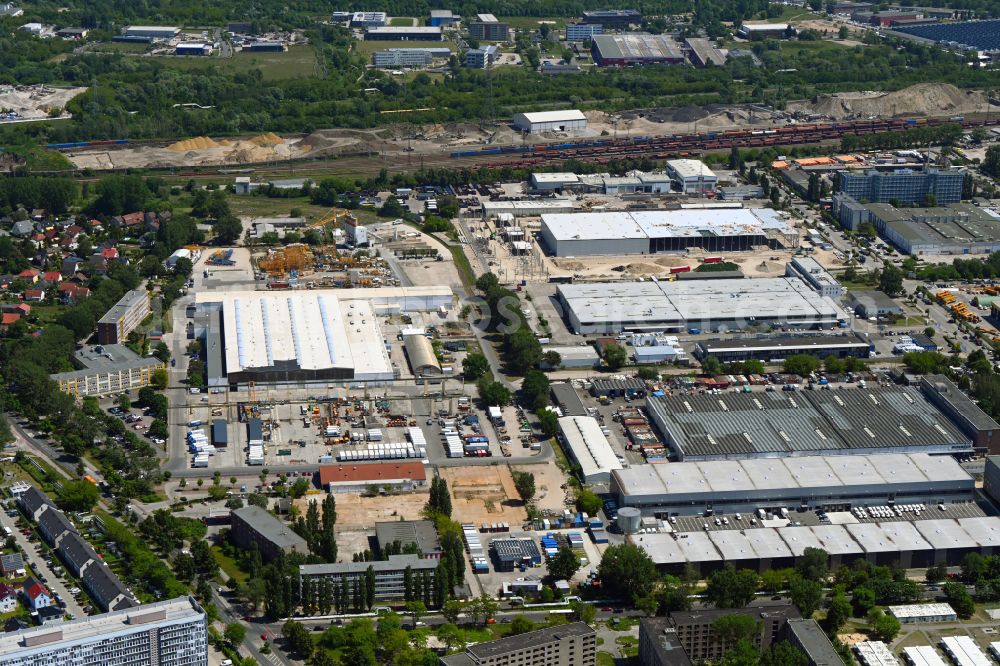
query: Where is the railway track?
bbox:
[53,113,999,182]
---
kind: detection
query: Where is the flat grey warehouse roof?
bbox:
[613,452,970,499]
[644,385,968,459]
[559,277,841,329]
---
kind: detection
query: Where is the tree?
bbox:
[214,215,243,244]
[838,25,849,39]
[462,353,490,381]
[598,543,658,602]
[282,619,314,659]
[570,599,596,624]
[761,642,809,666]
[866,609,901,642]
[549,546,581,581]
[116,393,131,412]
[508,615,535,635]
[943,581,975,619]
[151,367,168,390]
[706,565,760,609]
[511,470,535,503]
[477,378,511,407]
[404,600,426,626]
[826,589,852,634]
[602,343,627,370]
[783,354,820,377]
[713,614,761,647]
[789,575,824,617]
[576,489,602,516]
[795,548,828,582]
[853,586,876,616]
[926,565,947,584]
[521,370,550,410]
[536,408,560,437]
[224,622,246,646]
[57,479,100,512]
[441,599,463,625]
[879,264,904,297]
[984,144,1000,178]
[542,350,562,368]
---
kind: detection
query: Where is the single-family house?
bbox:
[22,578,52,610]
[0,584,17,613]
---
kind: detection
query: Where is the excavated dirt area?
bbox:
[788,83,990,120]
[64,83,992,169]
[0,84,87,120]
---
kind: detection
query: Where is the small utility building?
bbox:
[512,110,587,134]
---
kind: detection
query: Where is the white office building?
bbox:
[566,23,603,41]
[786,257,844,299]
[665,159,718,194]
[373,48,451,68]
[0,597,207,666]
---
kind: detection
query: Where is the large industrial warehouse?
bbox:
[557,277,845,334]
[643,384,972,460]
[693,332,872,363]
[197,287,452,386]
[636,515,1000,574]
[591,34,684,66]
[539,208,798,257]
[611,453,974,516]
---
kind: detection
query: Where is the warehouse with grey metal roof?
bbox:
[611,452,974,516]
[636,515,1000,574]
[642,385,970,460]
[557,277,844,334]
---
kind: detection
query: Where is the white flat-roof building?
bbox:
[665,159,718,194]
[903,646,948,666]
[0,596,206,666]
[786,257,844,299]
[196,287,451,385]
[557,276,844,334]
[940,636,992,666]
[856,641,900,666]
[889,603,957,624]
[540,208,798,256]
[738,23,793,38]
[512,110,587,134]
[557,416,622,484]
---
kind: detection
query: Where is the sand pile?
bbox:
[790,83,988,120]
[624,262,662,274]
[248,132,283,146]
[168,136,221,151]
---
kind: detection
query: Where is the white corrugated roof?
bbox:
[558,416,622,481]
[517,110,587,124]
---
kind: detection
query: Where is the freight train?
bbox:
[452,116,991,167]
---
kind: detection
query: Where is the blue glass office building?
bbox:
[837,169,964,205]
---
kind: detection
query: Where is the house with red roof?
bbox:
[1,313,21,327]
[2,303,31,315]
[58,282,90,304]
[22,578,52,610]
[42,271,62,285]
[17,268,39,284]
[101,247,119,260]
[23,289,45,302]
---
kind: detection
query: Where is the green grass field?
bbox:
[89,41,149,54]
[152,44,319,80]
[389,16,416,26]
[355,39,457,55]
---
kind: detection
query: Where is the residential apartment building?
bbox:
[97,289,151,344]
[469,14,509,41]
[0,596,207,666]
[668,604,800,662]
[441,622,596,666]
[299,554,438,604]
[230,506,308,562]
[51,344,165,398]
[836,168,964,205]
